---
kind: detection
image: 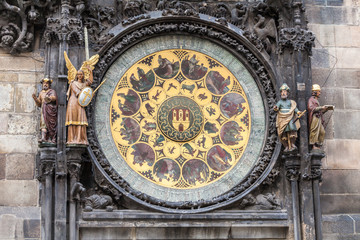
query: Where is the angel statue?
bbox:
[64,51,99,145]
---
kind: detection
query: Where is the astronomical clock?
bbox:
[90,35,277,212]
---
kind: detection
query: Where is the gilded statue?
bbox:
[32,78,58,144]
[307,84,334,150]
[64,51,99,145]
[274,84,305,152]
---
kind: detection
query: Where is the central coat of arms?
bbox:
[158,96,203,142]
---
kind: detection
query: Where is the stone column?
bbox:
[67,146,86,240]
[38,147,57,240]
[284,151,301,240]
[303,151,326,240]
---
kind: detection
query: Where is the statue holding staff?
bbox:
[64,51,99,145]
[32,78,58,144]
[307,84,334,150]
[274,84,305,152]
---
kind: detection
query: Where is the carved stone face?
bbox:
[280,89,288,100]
[77,71,84,82]
[42,82,50,90]
[1,35,14,47]
[28,8,40,22]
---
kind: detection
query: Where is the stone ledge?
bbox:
[80,210,288,240]
[81,210,288,222]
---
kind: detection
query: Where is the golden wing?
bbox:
[64,51,77,84]
[80,54,100,80]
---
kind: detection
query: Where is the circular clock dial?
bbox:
[109,49,251,189]
[94,35,266,203]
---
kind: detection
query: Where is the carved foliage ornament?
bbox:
[278,27,315,55]
[87,20,278,212]
[76,1,281,55]
[0,0,57,53]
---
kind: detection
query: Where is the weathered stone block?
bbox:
[324,139,360,169]
[322,234,360,240]
[8,114,37,135]
[312,48,331,68]
[0,214,17,238]
[312,67,336,88]
[333,111,360,139]
[319,87,344,109]
[335,69,360,88]
[321,195,360,214]
[0,180,38,206]
[353,215,360,233]
[15,84,36,113]
[308,24,335,46]
[322,215,355,234]
[306,6,357,25]
[0,154,5,180]
[0,73,18,82]
[135,227,230,239]
[343,0,360,6]
[321,170,360,193]
[0,113,9,134]
[334,25,360,47]
[0,83,14,111]
[230,226,286,239]
[23,219,40,238]
[18,72,43,83]
[80,228,133,240]
[0,56,44,71]
[323,115,334,139]
[336,48,360,69]
[328,0,344,6]
[305,0,326,6]
[6,154,35,180]
[0,135,37,154]
[344,89,360,110]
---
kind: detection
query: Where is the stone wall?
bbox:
[307,0,360,238]
[0,48,43,239]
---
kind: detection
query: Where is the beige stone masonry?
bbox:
[324,139,360,169]
[18,72,43,83]
[335,48,360,68]
[0,83,14,112]
[15,83,36,113]
[5,154,35,180]
[0,113,9,134]
[0,56,44,72]
[0,73,18,83]
[334,25,360,47]
[8,114,37,135]
[308,24,335,47]
[0,135,37,154]
[0,180,38,206]
[0,214,23,239]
